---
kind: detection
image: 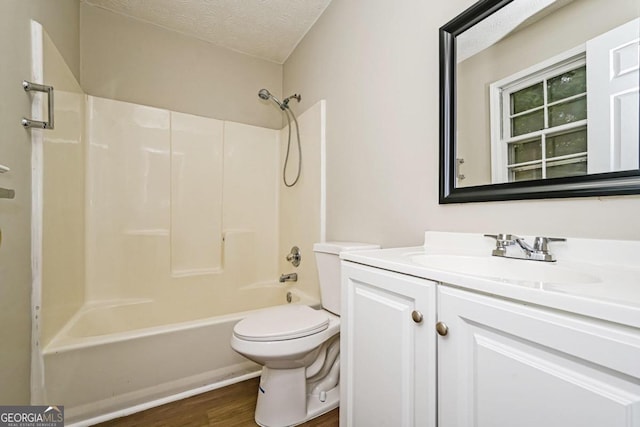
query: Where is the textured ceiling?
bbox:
[82,0,332,64]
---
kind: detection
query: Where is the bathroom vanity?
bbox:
[339,232,640,427]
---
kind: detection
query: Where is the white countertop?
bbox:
[340,232,640,329]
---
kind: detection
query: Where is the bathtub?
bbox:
[41,285,318,425]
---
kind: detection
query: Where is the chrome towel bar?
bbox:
[22,80,54,130]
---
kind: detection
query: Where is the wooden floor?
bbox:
[94,377,339,427]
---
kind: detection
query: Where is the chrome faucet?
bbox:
[484,234,566,262]
[279,273,298,283]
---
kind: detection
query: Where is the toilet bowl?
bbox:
[231,305,341,427]
[231,305,340,368]
[230,241,378,427]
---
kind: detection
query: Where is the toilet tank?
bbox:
[313,242,380,315]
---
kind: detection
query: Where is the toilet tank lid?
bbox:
[313,241,380,255]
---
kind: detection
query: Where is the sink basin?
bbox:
[409,254,601,287]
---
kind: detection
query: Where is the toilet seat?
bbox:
[234,305,329,342]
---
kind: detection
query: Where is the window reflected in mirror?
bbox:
[499,58,588,182]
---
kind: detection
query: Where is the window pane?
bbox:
[547,159,587,178]
[546,128,587,158]
[509,139,542,164]
[512,110,544,136]
[547,66,586,103]
[511,83,544,114]
[512,167,542,182]
[548,96,587,127]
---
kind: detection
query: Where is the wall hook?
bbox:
[456,158,465,180]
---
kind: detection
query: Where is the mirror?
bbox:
[440,0,640,203]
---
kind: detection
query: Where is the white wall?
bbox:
[284,0,640,248]
[80,3,284,130]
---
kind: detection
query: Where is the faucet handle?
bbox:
[484,233,510,240]
[484,234,517,256]
[285,246,301,267]
[533,236,566,252]
[484,234,517,244]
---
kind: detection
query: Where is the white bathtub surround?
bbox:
[84,96,280,303]
[33,23,88,404]
[278,100,326,302]
[170,112,224,275]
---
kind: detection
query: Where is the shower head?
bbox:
[258,88,284,109]
[258,88,302,111]
[258,88,271,100]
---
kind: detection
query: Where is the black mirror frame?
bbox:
[439,0,640,204]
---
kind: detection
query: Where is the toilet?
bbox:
[230,241,379,427]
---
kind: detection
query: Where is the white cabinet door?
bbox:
[438,285,640,427]
[340,262,437,427]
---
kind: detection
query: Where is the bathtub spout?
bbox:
[279,273,298,283]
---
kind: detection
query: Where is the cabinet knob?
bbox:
[436,321,449,336]
[411,310,423,323]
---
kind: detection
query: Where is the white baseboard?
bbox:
[66,370,261,427]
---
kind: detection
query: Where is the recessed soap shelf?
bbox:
[0,165,14,199]
[0,188,15,199]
